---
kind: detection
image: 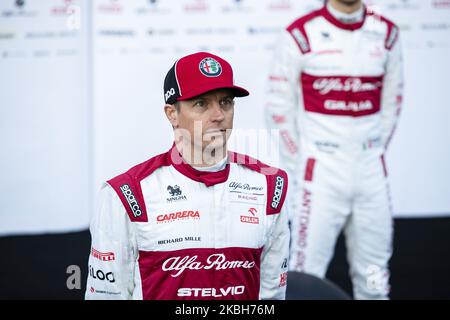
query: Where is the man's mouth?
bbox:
[205,129,227,134]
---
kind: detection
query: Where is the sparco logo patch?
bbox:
[120,184,142,218]
[271,176,284,209]
[291,28,310,52]
[386,26,398,49]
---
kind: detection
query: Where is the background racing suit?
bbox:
[85,145,289,300]
[265,4,403,299]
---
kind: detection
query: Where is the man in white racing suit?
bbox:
[86,52,290,300]
[266,0,403,299]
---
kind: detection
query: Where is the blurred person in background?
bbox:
[85,52,289,300]
[266,0,403,299]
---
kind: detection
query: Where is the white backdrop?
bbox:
[0,0,91,235]
[1,0,450,235]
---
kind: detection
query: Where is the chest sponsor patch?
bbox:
[138,247,263,299]
[240,207,260,224]
[301,73,383,117]
[91,248,115,261]
[166,185,187,203]
[228,181,264,193]
[156,210,201,223]
[228,192,264,205]
[157,236,201,246]
[162,253,256,278]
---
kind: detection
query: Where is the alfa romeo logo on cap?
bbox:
[199,57,222,77]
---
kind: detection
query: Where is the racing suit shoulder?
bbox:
[286,8,323,54]
[229,151,288,215]
[107,151,170,223]
[366,11,400,50]
[85,184,138,299]
[228,151,290,299]
[286,7,323,31]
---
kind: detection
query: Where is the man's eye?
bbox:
[220,98,235,107]
[193,100,206,107]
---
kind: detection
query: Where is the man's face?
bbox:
[172,88,235,152]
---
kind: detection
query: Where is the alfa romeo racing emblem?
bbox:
[199,57,222,77]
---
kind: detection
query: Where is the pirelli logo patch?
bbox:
[120,184,142,218]
[271,175,285,210]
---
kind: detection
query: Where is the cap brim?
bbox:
[177,83,250,101]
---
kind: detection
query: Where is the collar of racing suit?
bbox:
[167,144,230,187]
[193,156,228,172]
[322,2,366,31]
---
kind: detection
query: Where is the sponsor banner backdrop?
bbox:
[1,0,450,235]
[0,0,90,235]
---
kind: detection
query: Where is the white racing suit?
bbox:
[85,146,289,300]
[266,5,403,299]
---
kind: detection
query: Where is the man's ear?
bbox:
[164,104,178,128]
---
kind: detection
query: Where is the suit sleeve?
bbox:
[265,31,304,175]
[259,201,290,300]
[381,32,404,150]
[85,184,138,300]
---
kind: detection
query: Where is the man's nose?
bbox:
[210,102,225,122]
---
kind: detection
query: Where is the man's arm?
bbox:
[85,184,137,300]
[259,202,290,300]
[381,31,404,150]
[265,31,303,174]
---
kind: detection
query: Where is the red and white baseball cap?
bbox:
[163,52,250,104]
